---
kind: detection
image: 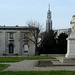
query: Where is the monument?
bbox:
[65,15,75,58]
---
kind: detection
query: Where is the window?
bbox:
[24,44,28,53]
[48,22,50,30]
[9,33,13,39]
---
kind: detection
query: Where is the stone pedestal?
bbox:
[59,57,75,63]
[65,33,75,58]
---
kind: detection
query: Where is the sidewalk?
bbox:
[1,60,75,71]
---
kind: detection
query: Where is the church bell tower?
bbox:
[46,4,52,32]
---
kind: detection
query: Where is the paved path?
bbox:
[1,60,75,71]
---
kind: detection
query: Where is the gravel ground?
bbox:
[1,60,75,71]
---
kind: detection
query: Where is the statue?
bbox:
[70,15,75,33]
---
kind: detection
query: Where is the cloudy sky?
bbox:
[0,0,75,30]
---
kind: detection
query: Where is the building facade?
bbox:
[55,28,71,37]
[0,26,38,56]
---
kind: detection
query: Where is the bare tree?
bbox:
[26,20,42,55]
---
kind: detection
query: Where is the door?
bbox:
[9,44,14,53]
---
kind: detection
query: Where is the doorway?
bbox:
[9,44,14,53]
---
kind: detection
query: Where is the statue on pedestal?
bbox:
[65,15,75,58]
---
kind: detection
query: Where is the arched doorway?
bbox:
[9,44,14,53]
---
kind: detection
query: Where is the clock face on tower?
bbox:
[48,15,51,19]
[47,11,51,19]
[47,15,51,19]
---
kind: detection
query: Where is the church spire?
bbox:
[46,4,52,32]
[47,4,51,19]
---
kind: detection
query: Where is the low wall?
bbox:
[40,54,65,57]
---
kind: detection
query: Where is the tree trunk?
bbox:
[35,42,38,56]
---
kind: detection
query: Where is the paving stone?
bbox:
[1,60,75,71]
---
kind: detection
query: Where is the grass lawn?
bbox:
[0,57,56,62]
[0,71,75,75]
[0,64,10,71]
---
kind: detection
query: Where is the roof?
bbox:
[0,25,28,28]
[0,25,39,31]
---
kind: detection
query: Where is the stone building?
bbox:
[55,28,71,37]
[0,25,38,56]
